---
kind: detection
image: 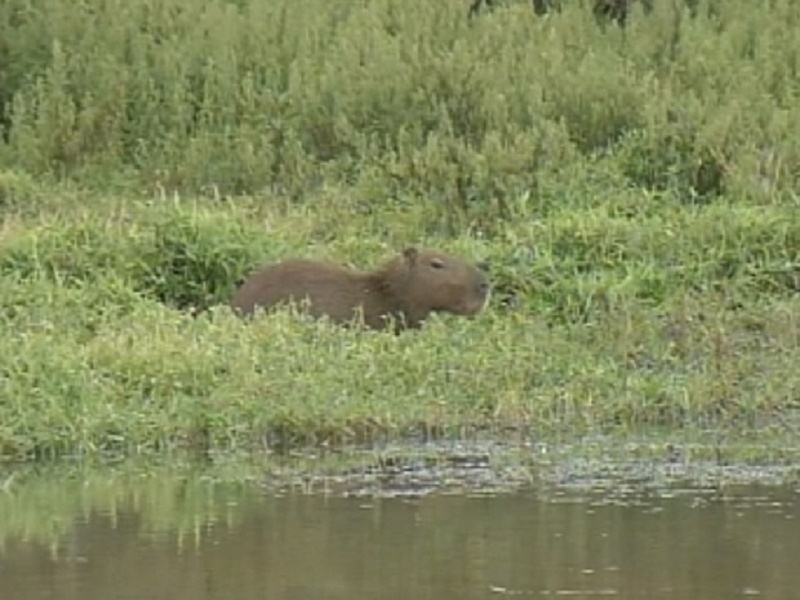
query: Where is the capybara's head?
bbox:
[382,247,491,326]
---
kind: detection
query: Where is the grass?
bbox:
[0,0,798,462]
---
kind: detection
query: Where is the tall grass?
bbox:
[1,0,799,207]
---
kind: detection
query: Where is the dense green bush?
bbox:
[0,0,798,207]
[0,204,274,310]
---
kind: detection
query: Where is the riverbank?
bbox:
[1,179,797,460]
[0,0,798,461]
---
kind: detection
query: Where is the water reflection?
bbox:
[1,480,798,599]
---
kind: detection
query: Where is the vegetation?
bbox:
[0,0,798,462]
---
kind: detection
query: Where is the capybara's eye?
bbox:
[430,258,445,269]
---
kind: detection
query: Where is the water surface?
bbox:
[1,458,798,600]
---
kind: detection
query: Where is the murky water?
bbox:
[0,456,799,599]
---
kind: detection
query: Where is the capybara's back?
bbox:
[230,247,490,330]
[231,259,373,323]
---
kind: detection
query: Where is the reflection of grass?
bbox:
[0,460,260,552]
[2,438,799,550]
[0,0,798,461]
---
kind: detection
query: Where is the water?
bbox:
[1,462,798,600]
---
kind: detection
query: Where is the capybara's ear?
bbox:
[403,247,419,266]
[430,256,445,269]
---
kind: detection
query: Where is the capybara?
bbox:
[230,247,491,331]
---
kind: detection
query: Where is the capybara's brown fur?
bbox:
[230,247,491,331]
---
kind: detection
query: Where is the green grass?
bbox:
[0,186,796,460]
[0,0,798,462]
